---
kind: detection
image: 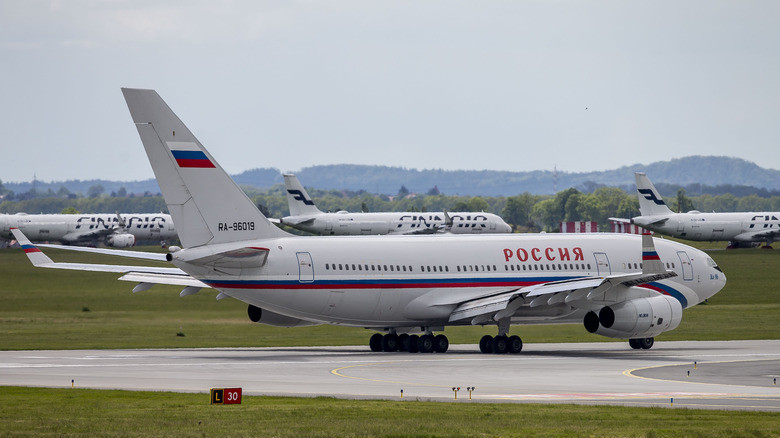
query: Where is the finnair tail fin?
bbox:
[635,172,674,216]
[283,174,323,216]
[121,88,288,248]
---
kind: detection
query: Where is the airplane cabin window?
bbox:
[338,264,343,270]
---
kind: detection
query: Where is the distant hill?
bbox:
[4,156,779,197]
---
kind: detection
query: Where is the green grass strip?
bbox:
[1,387,778,437]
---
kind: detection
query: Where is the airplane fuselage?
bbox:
[280,211,512,235]
[174,233,725,328]
[632,211,780,242]
[0,213,177,245]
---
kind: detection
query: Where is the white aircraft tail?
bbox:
[283,174,323,216]
[122,88,288,248]
[635,172,674,216]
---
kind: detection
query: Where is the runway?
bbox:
[1,340,779,411]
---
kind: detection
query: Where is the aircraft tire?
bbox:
[418,335,434,353]
[638,337,654,349]
[491,335,509,354]
[397,334,409,352]
[407,335,420,353]
[382,334,399,352]
[433,334,449,353]
[479,335,493,354]
[628,338,641,349]
[369,333,383,352]
[508,335,523,354]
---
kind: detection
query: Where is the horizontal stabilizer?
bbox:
[170,245,270,270]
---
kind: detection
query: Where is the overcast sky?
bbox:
[2,1,779,184]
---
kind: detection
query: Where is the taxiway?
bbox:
[1,340,778,411]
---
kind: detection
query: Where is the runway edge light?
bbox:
[210,388,242,405]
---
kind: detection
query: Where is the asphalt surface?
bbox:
[1,340,779,411]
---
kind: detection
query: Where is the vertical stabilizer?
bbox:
[121,88,288,248]
[283,174,323,216]
[635,172,674,216]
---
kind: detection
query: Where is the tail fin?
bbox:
[635,172,674,216]
[121,88,288,248]
[283,174,323,216]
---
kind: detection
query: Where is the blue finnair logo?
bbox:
[638,189,666,206]
[287,189,314,206]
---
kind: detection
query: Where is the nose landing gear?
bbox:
[628,337,654,349]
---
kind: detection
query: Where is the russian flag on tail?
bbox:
[21,243,42,254]
[168,141,215,168]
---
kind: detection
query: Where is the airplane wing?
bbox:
[36,243,168,261]
[733,229,780,243]
[398,226,443,235]
[11,228,208,291]
[449,233,677,324]
[60,227,120,242]
[448,271,677,324]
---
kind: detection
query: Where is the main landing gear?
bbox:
[369,332,449,353]
[628,337,654,349]
[478,334,523,354]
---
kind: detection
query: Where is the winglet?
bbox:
[10,228,55,267]
[641,232,665,275]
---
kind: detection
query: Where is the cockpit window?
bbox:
[707,257,722,273]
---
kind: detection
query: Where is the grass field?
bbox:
[1,387,779,438]
[1,241,779,350]
[1,241,779,436]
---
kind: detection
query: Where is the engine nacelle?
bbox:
[247,305,320,328]
[106,233,135,248]
[584,295,683,339]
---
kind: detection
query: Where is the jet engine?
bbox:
[247,305,320,328]
[583,295,682,339]
[106,233,135,248]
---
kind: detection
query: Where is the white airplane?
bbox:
[278,174,512,235]
[1,212,176,247]
[626,172,780,247]
[13,89,726,354]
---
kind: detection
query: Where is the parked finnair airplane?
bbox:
[13,89,726,353]
[625,172,780,247]
[278,174,512,235]
[1,212,176,247]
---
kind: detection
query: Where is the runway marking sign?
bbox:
[210,387,242,405]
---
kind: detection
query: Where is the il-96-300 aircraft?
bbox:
[616,172,780,248]
[13,89,726,354]
[1,212,176,247]
[277,173,512,235]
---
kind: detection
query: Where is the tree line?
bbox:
[4,181,780,232]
